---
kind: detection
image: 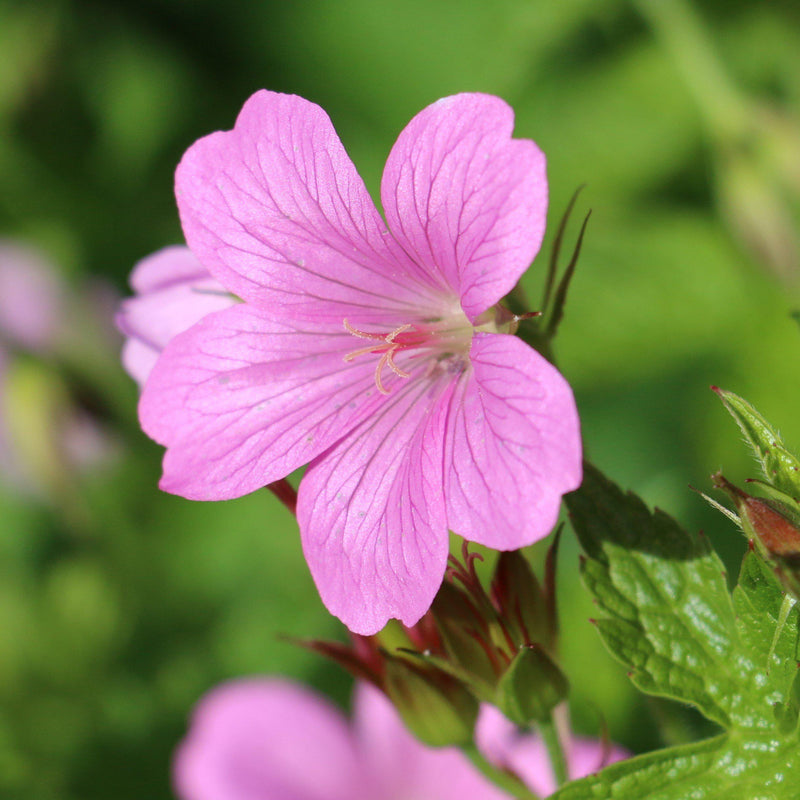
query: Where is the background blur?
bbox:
[1,0,799,797]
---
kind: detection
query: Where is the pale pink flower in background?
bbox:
[0,241,117,491]
[117,245,237,387]
[475,705,630,796]
[0,241,64,352]
[137,91,582,634]
[174,679,627,800]
[175,679,511,800]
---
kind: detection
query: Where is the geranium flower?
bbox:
[137,91,582,634]
[174,679,626,800]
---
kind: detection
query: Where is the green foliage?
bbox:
[714,388,800,503]
[555,464,800,798]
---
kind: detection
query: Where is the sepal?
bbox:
[495,644,569,725]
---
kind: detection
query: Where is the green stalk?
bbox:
[461,743,541,799]
[538,714,569,788]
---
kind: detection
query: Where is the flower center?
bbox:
[342,305,525,395]
[342,319,440,395]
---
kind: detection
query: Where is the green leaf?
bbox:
[552,731,800,799]
[733,552,800,718]
[557,464,800,798]
[568,463,740,728]
[713,387,800,502]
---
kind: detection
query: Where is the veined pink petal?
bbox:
[139,303,391,500]
[173,679,362,800]
[381,94,547,321]
[176,91,449,326]
[118,247,237,387]
[297,375,452,635]
[443,333,581,549]
[353,683,511,800]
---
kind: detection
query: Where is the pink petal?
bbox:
[474,704,555,795]
[173,679,363,800]
[297,375,453,635]
[129,245,215,293]
[567,737,631,782]
[120,336,160,388]
[381,94,547,321]
[444,333,581,549]
[353,683,511,800]
[176,91,448,326]
[117,247,237,387]
[475,705,630,797]
[139,303,389,500]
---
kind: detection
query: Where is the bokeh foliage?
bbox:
[1,0,799,797]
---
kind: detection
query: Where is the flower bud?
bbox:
[495,644,569,725]
[430,580,498,688]
[383,653,479,747]
[712,472,800,600]
[489,550,547,648]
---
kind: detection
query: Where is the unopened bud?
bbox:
[495,643,569,725]
[383,653,479,747]
[713,472,800,600]
[431,579,499,686]
[490,551,548,648]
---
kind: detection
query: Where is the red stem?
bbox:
[267,478,298,516]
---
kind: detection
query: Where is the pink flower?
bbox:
[138,91,582,634]
[175,679,625,800]
[0,242,64,352]
[174,679,509,800]
[475,705,630,796]
[117,246,237,388]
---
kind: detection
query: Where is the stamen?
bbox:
[343,318,387,341]
[343,319,415,395]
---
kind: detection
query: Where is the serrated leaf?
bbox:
[714,387,800,502]
[560,464,800,798]
[550,730,800,799]
[568,463,741,728]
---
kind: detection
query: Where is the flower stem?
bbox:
[266,478,297,516]
[461,743,541,800]
[538,714,569,788]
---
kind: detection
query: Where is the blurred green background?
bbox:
[1,0,799,797]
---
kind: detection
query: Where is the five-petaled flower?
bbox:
[136,91,582,634]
